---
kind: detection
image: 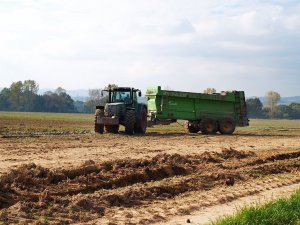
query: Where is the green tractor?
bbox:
[94,87,148,135]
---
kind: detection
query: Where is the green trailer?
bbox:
[146,86,249,134]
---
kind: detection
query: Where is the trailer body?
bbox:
[146,86,248,134]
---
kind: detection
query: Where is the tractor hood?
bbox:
[105,102,126,117]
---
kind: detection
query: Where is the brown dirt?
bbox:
[0,133,300,224]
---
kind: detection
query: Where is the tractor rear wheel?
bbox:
[200,118,217,134]
[218,118,236,134]
[94,109,104,134]
[134,107,147,134]
[125,110,135,135]
[105,125,119,133]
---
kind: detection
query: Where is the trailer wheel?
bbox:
[95,109,104,134]
[105,125,119,133]
[184,121,199,133]
[218,118,236,134]
[200,118,218,134]
[125,110,135,135]
[135,107,147,134]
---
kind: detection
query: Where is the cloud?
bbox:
[0,0,299,96]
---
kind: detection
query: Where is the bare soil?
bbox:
[0,132,300,224]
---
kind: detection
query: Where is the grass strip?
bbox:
[214,188,300,225]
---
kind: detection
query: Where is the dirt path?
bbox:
[163,178,300,225]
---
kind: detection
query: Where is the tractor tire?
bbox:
[200,118,218,134]
[95,124,104,134]
[94,109,104,134]
[218,118,236,135]
[125,110,135,135]
[105,125,119,134]
[184,121,199,133]
[134,107,147,134]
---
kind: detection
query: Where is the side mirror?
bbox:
[138,91,142,97]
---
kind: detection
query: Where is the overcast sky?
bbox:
[0,0,300,96]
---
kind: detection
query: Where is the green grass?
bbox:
[1,111,300,135]
[0,111,94,133]
[0,111,93,122]
[214,188,300,225]
[238,119,300,136]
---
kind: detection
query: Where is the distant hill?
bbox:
[39,89,89,101]
[279,96,300,105]
[66,90,89,101]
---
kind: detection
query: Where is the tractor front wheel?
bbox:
[125,110,135,135]
[94,109,104,134]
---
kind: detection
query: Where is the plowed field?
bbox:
[0,113,300,224]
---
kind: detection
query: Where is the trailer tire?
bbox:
[218,118,236,134]
[185,121,199,133]
[125,110,135,135]
[94,109,104,134]
[105,125,119,133]
[200,118,218,134]
[135,107,147,134]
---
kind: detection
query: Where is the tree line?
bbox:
[0,80,114,113]
[1,81,300,119]
[246,91,300,119]
[0,80,75,113]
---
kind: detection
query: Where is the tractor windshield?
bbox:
[112,91,132,104]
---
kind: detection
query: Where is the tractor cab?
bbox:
[104,87,141,106]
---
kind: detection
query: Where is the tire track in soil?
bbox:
[0,148,300,224]
[156,175,300,225]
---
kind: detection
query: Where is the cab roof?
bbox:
[104,87,140,92]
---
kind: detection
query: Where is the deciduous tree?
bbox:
[265,91,281,118]
[246,98,263,118]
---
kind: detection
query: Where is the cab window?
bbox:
[112,91,131,103]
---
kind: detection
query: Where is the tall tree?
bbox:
[84,89,107,113]
[84,84,118,113]
[265,91,281,118]
[89,89,102,100]
[276,105,292,119]
[42,89,75,113]
[23,80,39,94]
[22,80,39,111]
[9,81,23,111]
[0,88,11,110]
[55,87,66,95]
[289,103,300,119]
[246,98,263,118]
